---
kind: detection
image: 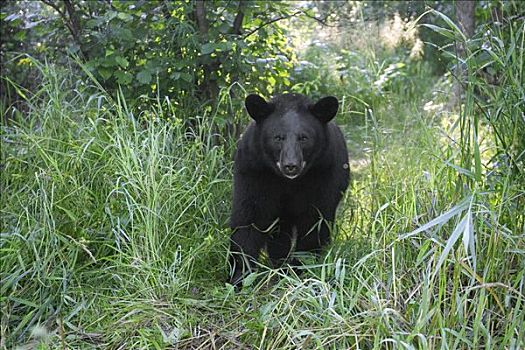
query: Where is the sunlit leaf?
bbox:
[398,196,471,241]
[421,24,457,40]
[115,56,129,68]
[461,208,476,271]
[433,214,467,279]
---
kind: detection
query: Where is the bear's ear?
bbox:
[245,94,274,123]
[309,96,339,123]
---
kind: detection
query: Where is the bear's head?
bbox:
[245,93,338,179]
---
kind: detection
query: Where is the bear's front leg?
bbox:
[228,171,280,286]
[295,221,331,254]
[228,227,267,286]
[267,223,298,267]
[295,205,336,254]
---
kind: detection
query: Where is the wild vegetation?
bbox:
[1,1,524,349]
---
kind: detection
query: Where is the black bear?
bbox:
[228,93,349,286]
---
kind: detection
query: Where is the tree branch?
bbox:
[243,10,303,38]
[41,0,64,17]
[41,1,77,40]
[40,0,89,59]
[194,0,209,35]
[193,0,219,101]
[303,11,337,28]
[232,0,245,35]
[209,0,233,28]
[63,0,81,40]
[104,0,117,12]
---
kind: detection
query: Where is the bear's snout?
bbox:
[277,139,305,179]
[284,164,299,174]
[277,160,306,179]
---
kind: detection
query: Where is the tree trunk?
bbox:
[194,0,219,104]
[456,1,476,38]
[449,1,476,107]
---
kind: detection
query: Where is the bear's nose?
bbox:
[284,164,299,174]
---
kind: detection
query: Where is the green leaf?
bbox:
[101,56,117,68]
[136,70,152,84]
[242,272,257,288]
[201,43,216,55]
[180,73,192,82]
[473,128,482,182]
[86,19,98,29]
[421,24,457,40]
[115,56,129,68]
[398,196,471,241]
[56,205,77,221]
[106,10,118,21]
[444,161,476,178]
[461,208,476,271]
[433,213,467,280]
[217,22,231,34]
[99,68,112,81]
[14,31,26,41]
[117,12,133,22]
[430,9,467,42]
[114,27,133,42]
[115,71,133,85]
[217,42,233,52]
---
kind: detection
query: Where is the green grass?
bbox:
[2,31,524,350]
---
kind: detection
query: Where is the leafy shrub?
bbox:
[1,1,295,113]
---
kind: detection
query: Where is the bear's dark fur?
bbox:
[228,93,349,286]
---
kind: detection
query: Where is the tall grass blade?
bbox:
[398,196,471,241]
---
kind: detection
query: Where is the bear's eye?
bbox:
[298,135,308,142]
[274,135,284,142]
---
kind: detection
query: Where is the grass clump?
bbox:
[1,59,233,348]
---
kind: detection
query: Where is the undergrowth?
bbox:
[1,12,524,350]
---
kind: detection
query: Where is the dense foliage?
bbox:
[1,1,524,349]
[1,0,295,117]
